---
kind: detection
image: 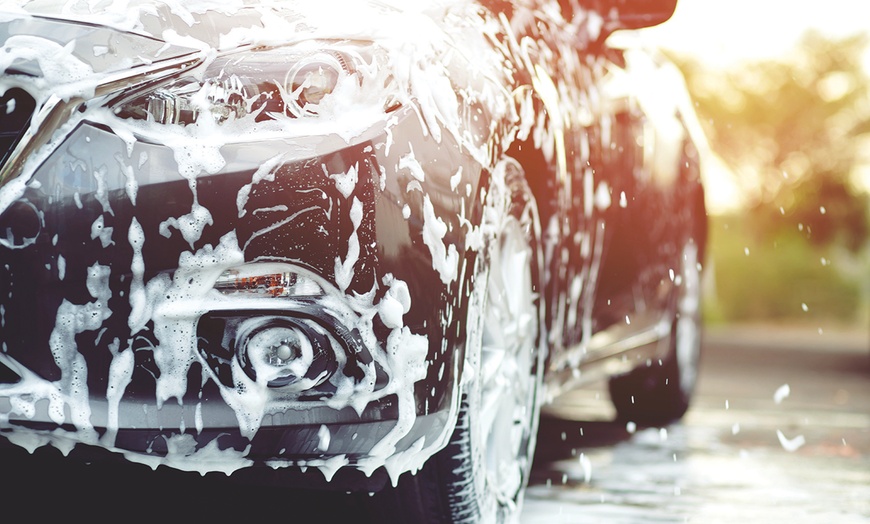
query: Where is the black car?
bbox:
[0,0,706,521]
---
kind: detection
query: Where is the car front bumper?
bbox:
[0,103,483,478]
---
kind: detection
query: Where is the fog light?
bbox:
[237,318,335,390]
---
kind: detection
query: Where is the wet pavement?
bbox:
[3,325,868,522]
[522,326,870,523]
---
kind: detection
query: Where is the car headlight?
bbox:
[284,53,347,117]
[113,45,399,126]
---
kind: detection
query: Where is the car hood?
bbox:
[4,0,464,66]
[0,9,197,77]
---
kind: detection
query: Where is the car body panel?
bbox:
[0,0,705,484]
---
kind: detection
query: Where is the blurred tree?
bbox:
[674,31,870,251]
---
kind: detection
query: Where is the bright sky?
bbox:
[636,1,870,213]
[642,0,870,67]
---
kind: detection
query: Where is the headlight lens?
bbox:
[284,53,346,117]
[113,45,398,126]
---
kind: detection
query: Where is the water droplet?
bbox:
[579,453,592,483]
[774,384,791,404]
[776,429,805,452]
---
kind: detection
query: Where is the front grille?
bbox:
[0,87,36,171]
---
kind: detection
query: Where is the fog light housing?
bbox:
[197,264,370,395]
[235,317,335,390]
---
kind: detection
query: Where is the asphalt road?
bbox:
[2,326,868,522]
[523,326,870,523]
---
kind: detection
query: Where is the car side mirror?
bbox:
[565,0,677,43]
[559,0,677,47]
[600,0,678,30]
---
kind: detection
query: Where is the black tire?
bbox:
[608,239,703,426]
[373,161,545,523]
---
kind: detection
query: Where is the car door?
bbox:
[589,44,689,343]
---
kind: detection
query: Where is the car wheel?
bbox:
[375,163,544,523]
[608,239,702,426]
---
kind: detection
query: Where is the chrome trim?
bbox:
[545,316,672,399]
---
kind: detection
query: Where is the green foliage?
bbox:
[673,31,870,252]
[705,214,861,324]
[752,173,869,252]
[670,32,870,322]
